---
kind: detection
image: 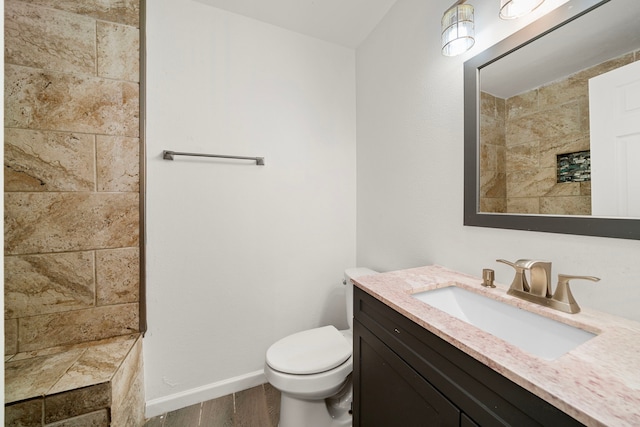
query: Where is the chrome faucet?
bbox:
[496,259,599,314]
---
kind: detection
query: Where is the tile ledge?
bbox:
[5,333,141,405]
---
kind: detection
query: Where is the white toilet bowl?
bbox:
[264,327,353,427]
[264,268,377,427]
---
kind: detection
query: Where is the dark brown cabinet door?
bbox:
[354,320,460,427]
[353,287,585,427]
[461,413,479,427]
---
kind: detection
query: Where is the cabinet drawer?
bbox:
[354,287,584,427]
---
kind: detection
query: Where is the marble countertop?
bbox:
[352,265,640,427]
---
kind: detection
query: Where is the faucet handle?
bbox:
[496,259,531,293]
[496,259,517,269]
[552,274,600,314]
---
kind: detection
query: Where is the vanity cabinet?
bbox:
[353,287,584,427]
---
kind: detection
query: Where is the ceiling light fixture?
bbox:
[499,0,546,19]
[441,0,475,57]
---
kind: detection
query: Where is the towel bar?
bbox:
[162,150,264,165]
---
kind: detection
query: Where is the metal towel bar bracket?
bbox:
[163,150,265,165]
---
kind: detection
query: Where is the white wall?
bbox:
[144,0,356,415]
[356,0,640,321]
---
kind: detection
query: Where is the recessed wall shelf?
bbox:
[557,150,590,183]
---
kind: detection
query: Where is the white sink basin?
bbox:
[412,286,596,360]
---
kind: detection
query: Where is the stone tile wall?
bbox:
[4,0,141,354]
[5,334,145,426]
[479,91,507,213]
[480,51,639,215]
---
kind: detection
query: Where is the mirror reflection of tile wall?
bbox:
[479,51,638,215]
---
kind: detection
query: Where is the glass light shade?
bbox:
[499,0,545,19]
[441,4,475,57]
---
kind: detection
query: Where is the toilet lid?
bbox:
[266,326,351,375]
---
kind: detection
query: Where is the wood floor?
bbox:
[144,384,280,427]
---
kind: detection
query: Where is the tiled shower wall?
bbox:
[4,0,141,354]
[479,51,639,215]
[479,91,507,213]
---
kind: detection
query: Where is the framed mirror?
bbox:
[464,0,640,239]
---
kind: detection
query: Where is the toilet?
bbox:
[264,268,377,427]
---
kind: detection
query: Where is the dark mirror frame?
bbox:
[463,0,640,240]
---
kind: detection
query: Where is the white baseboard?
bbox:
[145,370,267,418]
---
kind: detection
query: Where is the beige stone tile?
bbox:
[505,141,539,171]
[480,144,493,172]
[5,252,95,319]
[44,409,110,427]
[506,90,538,120]
[97,21,140,82]
[539,132,590,169]
[114,368,145,426]
[5,398,43,427]
[572,53,634,82]
[5,64,139,137]
[537,53,632,111]
[5,318,18,355]
[480,92,506,148]
[19,0,139,27]
[4,128,96,192]
[480,91,498,117]
[533,167,558,196]
[507,197,539,214]
[4,192,139,255]
[5,348,84,403]
[44,383,111,424]
[506,168,556,198]
[96,247,139,305]
[111,336,145,427]
[544,182,581,197]
[580,181,591,196]
[4,0,96,74]
[506,101,581,144]
[496,145,506,172]
[537,76,587,109]
[495,96,506,119]
[540,196,591,215]
[96,135,139,192]
[10,333,139,362]
[18,303,139,352]
[578,96,590,133]
[49,335,138,394]
[479,197,506,213]
[480,143,505,174]
[480,114,505,147]
[479,170,506,199]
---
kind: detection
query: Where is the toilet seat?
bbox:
[266,325,351,375]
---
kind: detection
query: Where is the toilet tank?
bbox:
[344,268,378,329]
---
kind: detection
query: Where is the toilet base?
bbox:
[278,392,352,427]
